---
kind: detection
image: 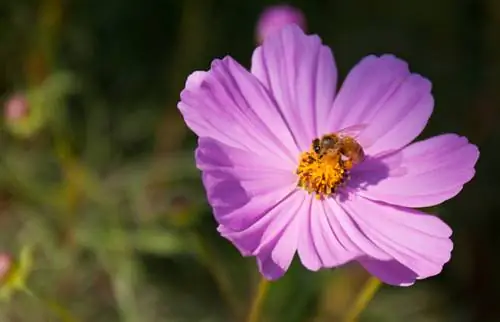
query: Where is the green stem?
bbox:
[191,232,242,318]
[245,277,269,322]
[108,256,141,322]
[23,288,78,322]
[342,276,382,322]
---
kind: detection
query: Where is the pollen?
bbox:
[296,147,349,199]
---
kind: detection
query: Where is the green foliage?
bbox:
[0,246,33,301]
[5,71,77,138]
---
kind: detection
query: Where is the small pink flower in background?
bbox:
[256,4,306,43]
[0,253,12,282]
[4,94,29,121]
[178,24,479,286]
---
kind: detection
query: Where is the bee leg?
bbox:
[343,159,353,171]
[340,171,350,187]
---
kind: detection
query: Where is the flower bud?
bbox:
[4,94,29,121]
[256,4,306,43]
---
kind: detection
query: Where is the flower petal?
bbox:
[324,198,392,261]
[296,198,321,270]
[196,138,297,231]
[179,56,299,166]
[251,24,338,149]
[296,197,363,271]
[327,55,433,155]
[352,134,479,207]
[341,195,453,280]
[358,258,418,286]
[219,190,305,280]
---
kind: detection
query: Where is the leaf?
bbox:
[131,228,189,256]
[75,225,189,256]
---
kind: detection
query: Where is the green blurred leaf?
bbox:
[76,225,189,256]
[132,228,190,255]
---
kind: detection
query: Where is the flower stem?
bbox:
[190,232,242,318]
[342,276,382,322]
[246,277,269,322]
[23,288,78,322]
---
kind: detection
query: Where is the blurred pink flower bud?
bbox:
[4,94,29,121]
[256,4,306,43]
[0,253,12,282]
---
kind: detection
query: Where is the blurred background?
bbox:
[0,0,498,321]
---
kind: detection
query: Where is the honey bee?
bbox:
[312,125,366,170]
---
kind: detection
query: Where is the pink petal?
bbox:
[324,198,392,261]
[296,198,364,271]
[341,195,453,280]
[219,190,305,280]
[256,208,301,280]
[297,198,322,270]
[251,24,338,149]
[352,134,479,207]
[196,138,297,231]
[178,56,299,166]
[358,258,418,286]
[327,55,433,155]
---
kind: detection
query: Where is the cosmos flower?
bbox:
[255,4,306,43]
[178,24,479,286]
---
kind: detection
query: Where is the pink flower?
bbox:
[178,25,479,286]
[256,4,306,43]
[4,94,28,121]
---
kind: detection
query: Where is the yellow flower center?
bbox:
[296,142,350,199]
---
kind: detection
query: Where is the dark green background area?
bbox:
[0,0,498,321]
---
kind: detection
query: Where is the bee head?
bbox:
[312,139,321,154]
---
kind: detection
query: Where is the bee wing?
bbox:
[336,123,369,138]
[337,123,377,149]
